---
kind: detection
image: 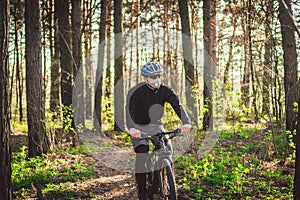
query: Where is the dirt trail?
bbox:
[11,131,194,199]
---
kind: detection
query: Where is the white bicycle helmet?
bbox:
[141,62,163,77]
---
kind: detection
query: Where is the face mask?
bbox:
[147,77,161,89]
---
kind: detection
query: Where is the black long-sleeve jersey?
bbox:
[126,82,191,130]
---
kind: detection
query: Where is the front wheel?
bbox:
[157,158,177,200]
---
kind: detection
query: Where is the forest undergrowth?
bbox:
[11,120,294,199]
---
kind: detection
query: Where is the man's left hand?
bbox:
[181,124,193,133]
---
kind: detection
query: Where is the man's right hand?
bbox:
[129,128,141,138]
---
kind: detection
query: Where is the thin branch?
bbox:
[123,0,153,38]
[279,0,300,37]
[55,19,78,73]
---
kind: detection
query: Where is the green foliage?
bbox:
[62,105,75,133]
[202,97,210,118]
[162,103,181,130]
[111,131,132,146]
[177,152,250,197]
[102,84,114,130]
[43,183,71,196]
[12,120,28,132]
[286,130,296,159]
[55,145,90,155]
[45,109,62,131]
[175,124,293,199]
[293,101,298,112]
[12,146,95,199]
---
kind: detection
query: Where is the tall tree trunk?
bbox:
[0,0,12,198]
[223,10,237,85]
[84,0,93,120]
[178,0,198,126]
[163,0,168,67]
[174,11,179,71]
[50,0,61,114]
[57,0,72,108]
[273,56,282,124]
[42,0,47,107]
[135,0,139,84]
[203,0,213,130]
[25,0,49,157]
[113,0,125,131]
[94,0,108,132]
[14,9,23,122]
[279,0,300,197]
[211,0,217,75]
[278,0,299,134]
[72,0,82,145]
[241,0,251,107]
[56,0,73,133]
[128,0,135,91]
[72,0,81,79]
[295,86,300,199]
[262,0,273,116]
[247,0,258,120]
[104,0,112,126]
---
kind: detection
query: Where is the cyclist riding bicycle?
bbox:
[126,61,192,200]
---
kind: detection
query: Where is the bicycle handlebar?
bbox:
[127,127,193,140]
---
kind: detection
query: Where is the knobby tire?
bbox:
[158,158,177,200]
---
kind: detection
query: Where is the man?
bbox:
[126,61,192,200]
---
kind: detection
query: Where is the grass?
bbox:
[12,145,95,199]
[175,122,294,199]
[11,118,295,199]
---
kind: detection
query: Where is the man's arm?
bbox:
[126,88,142,138]
[126,88,137,130]
[165,87,191,125]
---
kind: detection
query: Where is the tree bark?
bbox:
[104,0,113,126]
[223,8,237,85]
[203,0,213,130]
[72,0,82,79]
[57,0,72,107]
[278,0,298,134]
[0,0,12,198]
[247,0,258,120]
[71,0,82,145]
[295,85,300,200]
[94,0,108,131]
[84,0,93,120]
[42,1,47,108]
[262,0,273,116]
[178,0,198,126]
[72,0,84,133]
[13,8,23,122]
[278,0,300,197]
[241,0,251,107]
[25,0,49,157]
[56,0,73,133]
[211,0,217,75]
[50,0,61,114]
[113,0,125,131]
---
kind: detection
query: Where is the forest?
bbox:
[0,0,300,199]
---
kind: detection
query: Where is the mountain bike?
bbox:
[129,128,184,200]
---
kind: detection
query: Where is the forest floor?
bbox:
[12,130,137,199]
[11,123,294,199]
[11,130,195,200]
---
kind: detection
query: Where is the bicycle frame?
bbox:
[136,129,183,199]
